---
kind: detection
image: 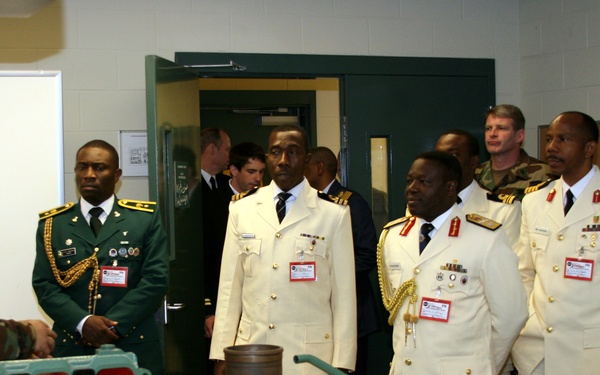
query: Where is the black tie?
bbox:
[89,207,104,237]
[419,223,434,255]
[276,192,292,223]
[564,189,574,216]
[210,176,217,190]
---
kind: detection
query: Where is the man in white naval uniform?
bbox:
[378,151,527,375]
[210,125,357,375]
[512,111,600,375]
[436,129,521,248]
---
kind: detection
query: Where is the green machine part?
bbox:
[0,345,150,375]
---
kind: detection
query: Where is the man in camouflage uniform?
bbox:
[475,104,556,201]
[0,319,56,360]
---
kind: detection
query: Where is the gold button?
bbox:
[532,241,537,247]
[557,235,564,241]
[272,263,279,269]
[269,324,275,330]
[63,338,67,343]
[245,246,250,252]
[94,247,100,252]
[448,282,455,288]
[271,294,277,300]
[548,296,555,303]
[310,246,315,251]
[239,328,243,334]
[276,233,282,238]
[553,266,559,272]
[97,294,102,299]
[140,335,144,339]
[66,260,71,264]
[405,359,412,365]
[324,333,330,339]
[592,242,596,248]
[546,326,553,333]
[414,268,421,275]
[466,370,472,375]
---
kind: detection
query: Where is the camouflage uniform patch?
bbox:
[0,319,35,360]
[475,149,558,202]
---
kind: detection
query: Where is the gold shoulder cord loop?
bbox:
[44,217,100,314]
[377,228,418,326]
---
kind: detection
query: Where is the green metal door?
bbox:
[145,55,205,374]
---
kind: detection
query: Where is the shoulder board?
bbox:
[383,216,410,230]
[231,187,259,201]
[118,199,156,213]
[466,213,502,231]
[486,193,516,205]
[318,191,348,206]
[39,202,75,220]
[336,190,353,201]
[524,179,552,195]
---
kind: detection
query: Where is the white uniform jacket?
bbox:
[380,205,527,375]
[210,180,357,375]
[463,181,522,249]
[512,166,600,375]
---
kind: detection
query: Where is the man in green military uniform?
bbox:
[475,104,557,201]
[32,140,168,374]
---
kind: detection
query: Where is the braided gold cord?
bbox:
[377,228,418,326]
[43,217,100,313]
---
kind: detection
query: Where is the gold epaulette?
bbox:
[383,216,410,230]
[39,202,75,220]
[466,213,502,231]
[318,191,348,206]
[231,187,259,201]
[524,179,553,194]
[487,193,516,204]
[336,190,353,201]
[118,199,156,213]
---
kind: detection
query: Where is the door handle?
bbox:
[163,299,186,324]
[166,303,186,310]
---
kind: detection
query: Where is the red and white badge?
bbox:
[564,257,594,281]
[100,266,128,287]
[290,262,316,282]
[419,297,451,322]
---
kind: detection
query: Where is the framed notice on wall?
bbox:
[539,122,600,166]
[119,131,148,176]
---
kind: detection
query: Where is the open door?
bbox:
[145,55,205,374]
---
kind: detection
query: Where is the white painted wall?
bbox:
[0,0,522,202]
[519,0,600,157]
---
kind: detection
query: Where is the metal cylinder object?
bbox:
[224,344,283,375]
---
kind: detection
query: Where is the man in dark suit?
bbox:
[305,146,381,375]
[195,127,232,336]
[32,140,169,374]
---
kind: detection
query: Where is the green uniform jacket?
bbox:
[32,199,168,374]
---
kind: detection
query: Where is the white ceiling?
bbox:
[0,0,52,18]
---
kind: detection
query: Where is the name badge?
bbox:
[57,248,76,258]
[419,297,451,322]
[100,266,128,287]
[564,257,594,281]
[290,262,316,282]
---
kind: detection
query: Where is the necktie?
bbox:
[276,192,292,223]
[89,207,104,237]
[564,189,574,216]
[210,176,217,190]
[419,223,434,255]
